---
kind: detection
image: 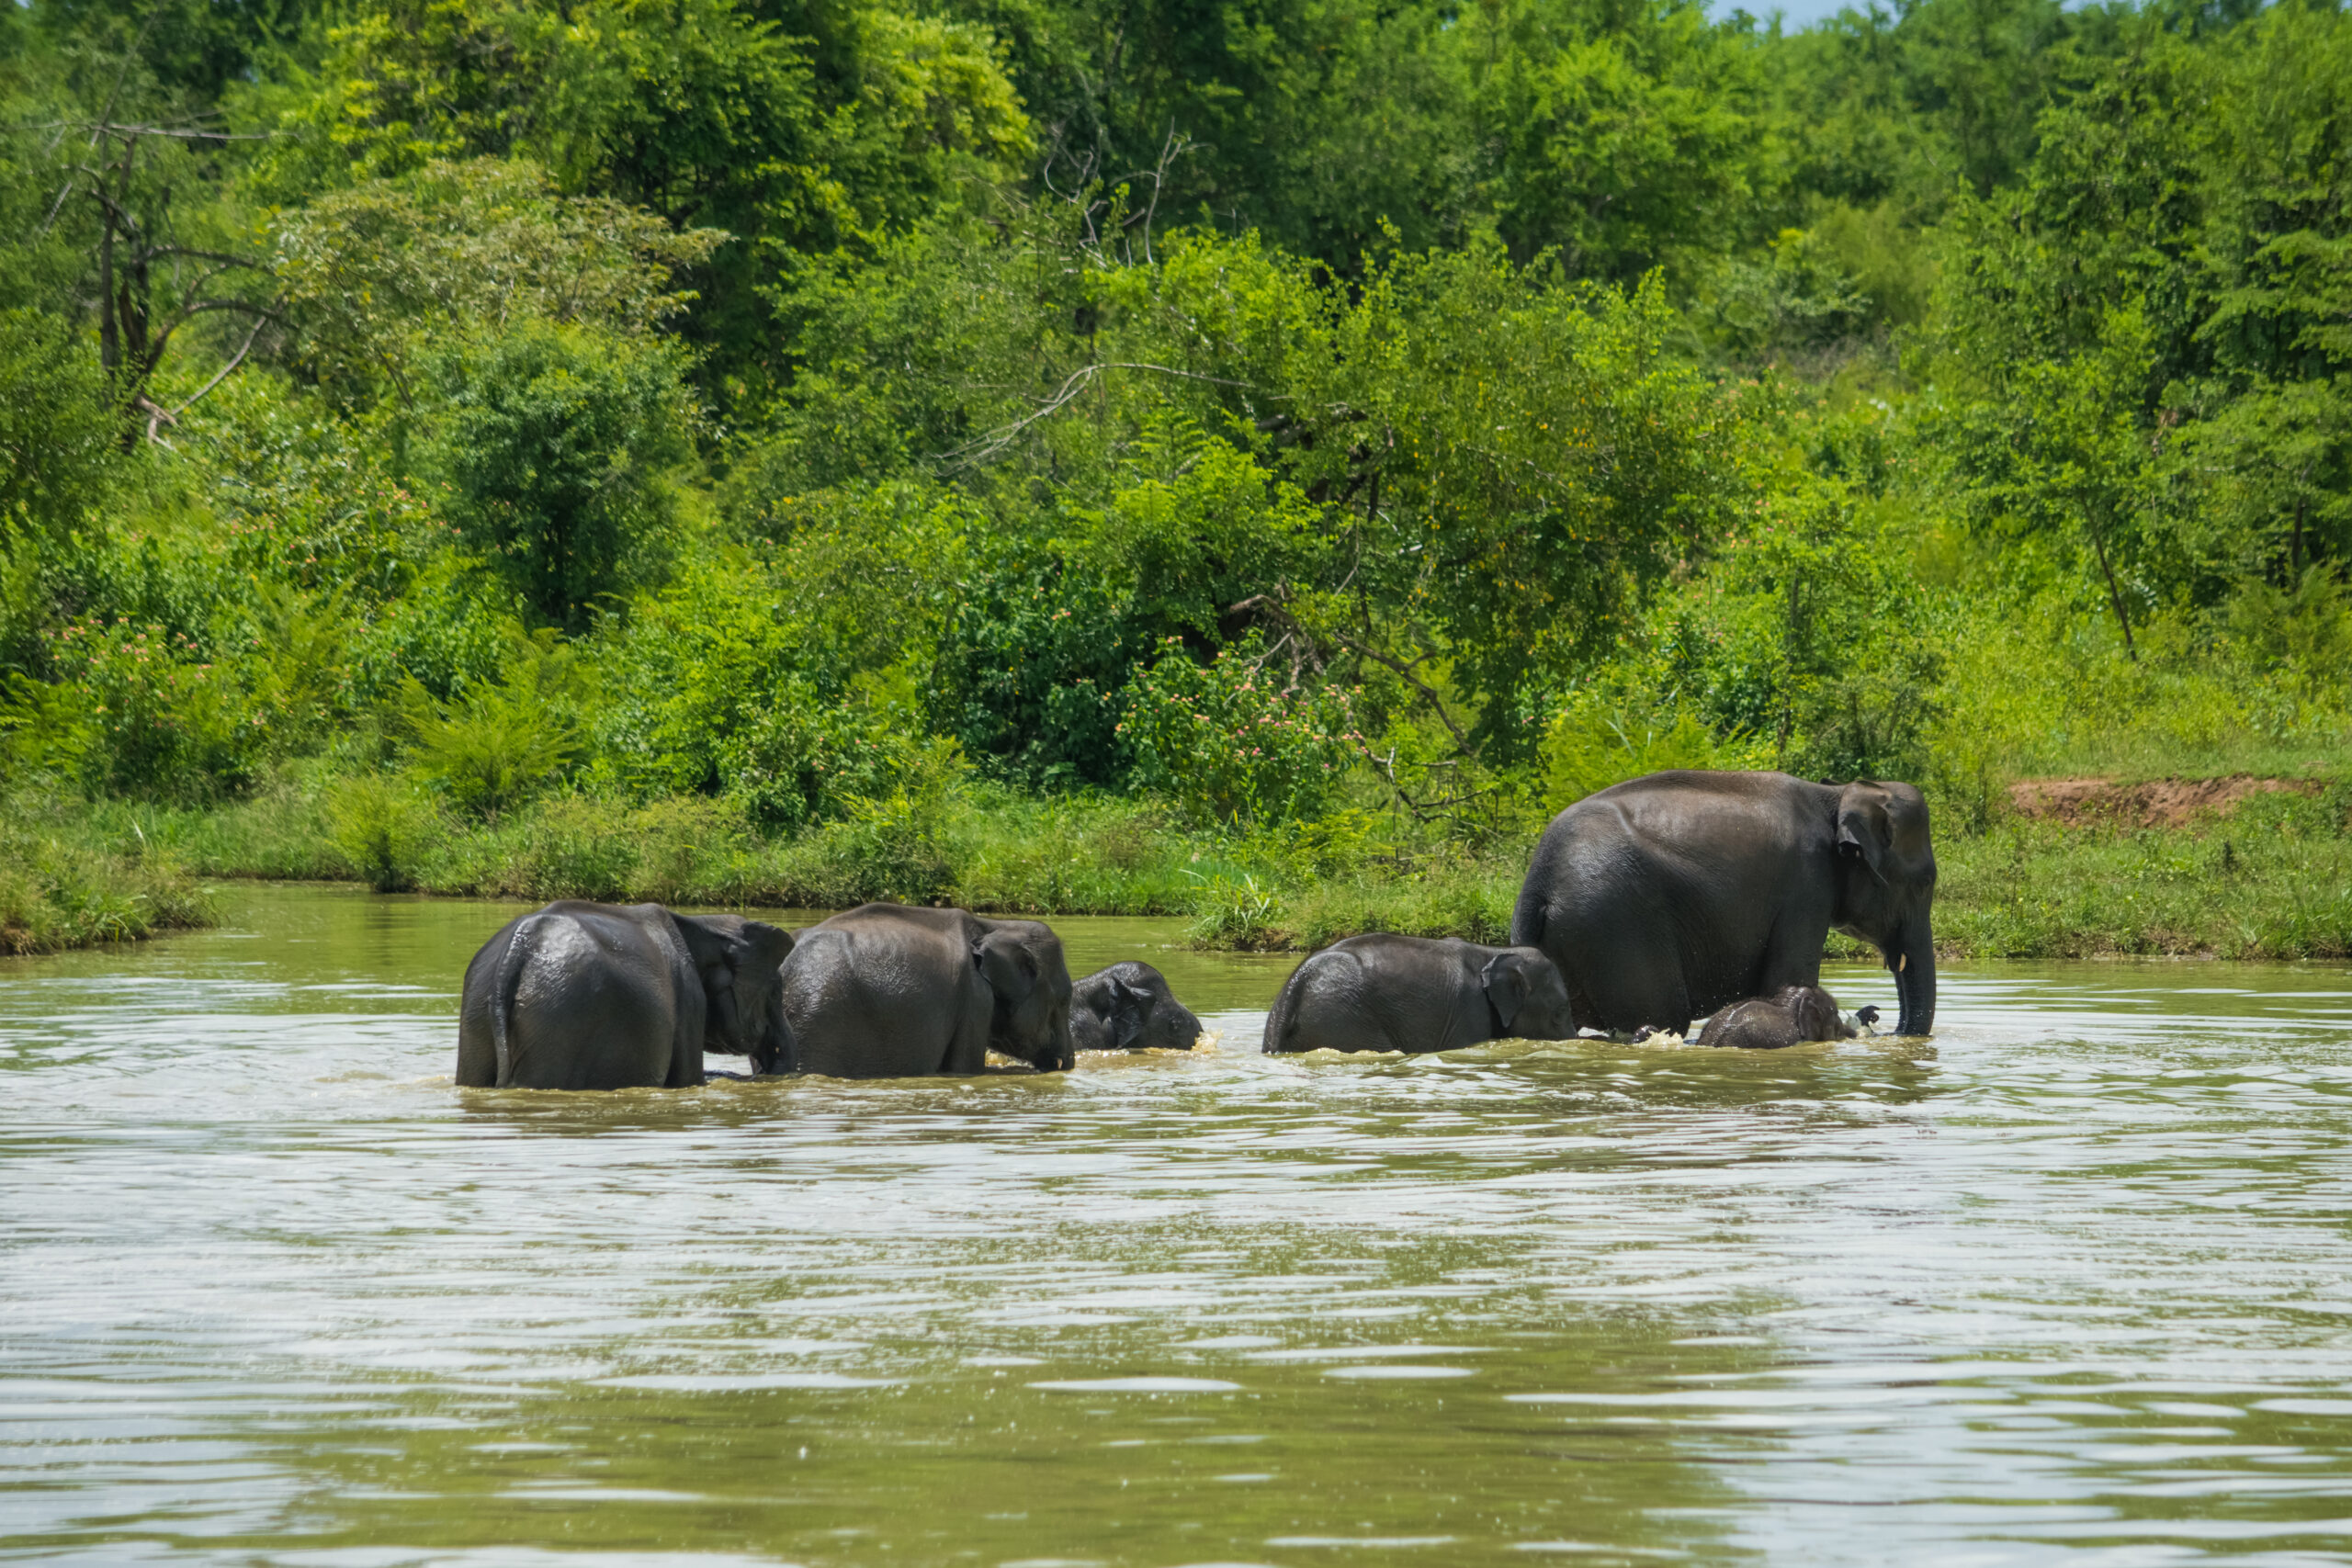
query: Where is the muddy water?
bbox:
[4,885,2352,1566]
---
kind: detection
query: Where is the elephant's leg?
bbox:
[1754,909,1831,998]
[1561,908,1696,1036]
[455,994,499,1087]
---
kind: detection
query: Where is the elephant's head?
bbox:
[1830,781,1938,1036]
[973,919,1076,1071]
[676,913,799,1073]
[1482,947,1577,1041]
[1074,966,1201,1052]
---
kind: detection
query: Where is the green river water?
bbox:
[4,883,2351,1566]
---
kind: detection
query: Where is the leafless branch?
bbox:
[1226,591,1476,756]
[167,301,278,421]
[936,361,1275,469]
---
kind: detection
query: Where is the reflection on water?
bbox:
[5,885,2352,1565]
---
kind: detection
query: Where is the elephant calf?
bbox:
[1692,985,1860,1050]
[1264,933,1577,1055]
[457,901,797,1089]
[781,903,1075,1077]
[1071,961,1203,1053]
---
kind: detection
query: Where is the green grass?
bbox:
[28,771,2352,963]
[0,807,217,955]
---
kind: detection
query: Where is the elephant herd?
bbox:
[456,770,1939,1090]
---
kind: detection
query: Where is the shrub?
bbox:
[1123,637,1360,825]
[1541,690,1770,811]
[325,773,443,891]
[50,615,266,800]
[431,321,695,631]
[397,649,581,819]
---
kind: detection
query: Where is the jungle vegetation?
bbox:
[3,0,2349,953]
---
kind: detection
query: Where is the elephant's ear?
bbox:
[1837,785,1892,884]
[973,930,1039,1000]
[1481,953,1531,1032]
[1107,976,1148,1048]
[732,920,796,976]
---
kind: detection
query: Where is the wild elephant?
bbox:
[1262,933,1577,1055]
[456,902,797,1089]
[1069,961,1203,1053]
[1691,985,1860,1050]
[780,904,1074,1077]
[1510,771,1935,1038]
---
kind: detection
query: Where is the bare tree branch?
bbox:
[936,361,1276,469]
[167,301,279,422]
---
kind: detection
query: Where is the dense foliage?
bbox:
[4,0,2349,903]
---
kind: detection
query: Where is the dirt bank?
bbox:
[2006,774,2323,829]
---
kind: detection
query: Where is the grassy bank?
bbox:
[26,771,2352,963]
[0,809,216,955]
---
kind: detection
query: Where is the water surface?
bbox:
[5,885,2351,1565]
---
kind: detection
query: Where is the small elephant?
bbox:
[1070,961,1203,1053]
[1263,933,1577,1055]
[781,903,1075,1077]
[457,901,797,1089]
[1693,985,1856,1050]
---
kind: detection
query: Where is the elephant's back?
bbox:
[783,921,975,1077]
[1265,941,1465,1055]
[501,908,681,1089]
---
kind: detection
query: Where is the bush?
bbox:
[51,615,266,800]
[431,321,695,631]
[1123,637,1361,825]
[325,773,443,891]
[1541,690,1770,811]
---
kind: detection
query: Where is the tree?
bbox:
[433,321,697,631]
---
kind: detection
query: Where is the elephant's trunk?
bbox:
[1891,919,1936,1037]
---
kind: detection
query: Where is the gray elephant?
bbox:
[456,902,797,1089]
[1070,961,1202,1052]
[1511,772,1937,1038]
[1263,933,1577,1055]
[781,903,1074,1077]
[1692,985,1859,1050]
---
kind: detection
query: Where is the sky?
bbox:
[1718,0,1875,29]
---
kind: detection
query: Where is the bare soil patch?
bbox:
[2007,774,2322,829]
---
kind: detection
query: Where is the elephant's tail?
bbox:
[490,914,543,1088]
[1507,870,1547,952]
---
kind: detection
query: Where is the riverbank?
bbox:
[15,773,2348,962]
[0,816,216,954]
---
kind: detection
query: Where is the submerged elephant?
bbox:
[1070,961,1202,1053]
[1511,772,1937,1038]
[1693,985,1855,1050]
[457,902,797,1089]
[781,904,1074,1077]
[1262,933,1577,1055]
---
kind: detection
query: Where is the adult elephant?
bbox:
[1510,771,1937,1038]
[457,902,797,1089]
[781,904,1075,1077]
[1263,934,1577,1055]
[1070,961,1203,1053]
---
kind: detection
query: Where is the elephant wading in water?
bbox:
[781,904,1075,1077]
[1263,934,1577,1055]
[1070,962,1203,1053]
[1510,771,1937,1038]
[457,902,797,1089]
[1692,985,1856,1050]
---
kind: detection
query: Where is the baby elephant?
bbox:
[1070,961,1203,1052]
[1264,933,1577,1055]
[1693,985,1860,1050]
[457,901,797,1089]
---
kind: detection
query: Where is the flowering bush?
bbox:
[44,617,266,798]
[1121,637,1361,825]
